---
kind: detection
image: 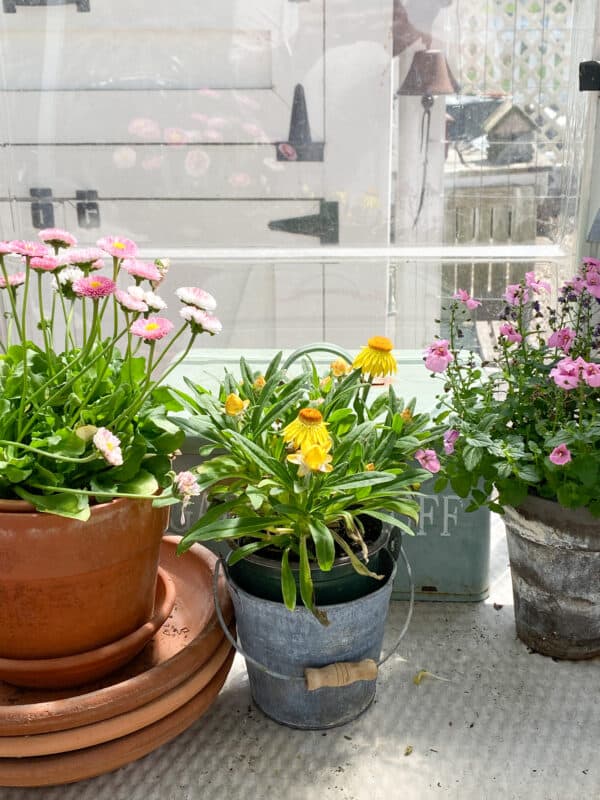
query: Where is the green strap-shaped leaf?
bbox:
[308,518,335,571]
[281,548,297,611]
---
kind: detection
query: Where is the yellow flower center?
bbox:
[298,408,323,425]
[114,241,126,250]
[145,322,159,331]
[367,336,393,352]
[90,280,102,288]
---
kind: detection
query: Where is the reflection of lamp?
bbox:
[398,50,458,226]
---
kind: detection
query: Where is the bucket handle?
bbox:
[212,542,414,690]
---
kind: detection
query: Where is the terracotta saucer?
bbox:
[0,537,234,736]
[0,651,234,788]
[0,634,233,757]
[0,567,176,690]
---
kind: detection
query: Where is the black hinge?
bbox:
[268,200,338,244]
[579,61,600,92]
[30,188,54,229]
[76,190,100,228]
[4,0,89,12]
[276,84,324,162]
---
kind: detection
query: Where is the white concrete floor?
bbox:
[2,518,599,800]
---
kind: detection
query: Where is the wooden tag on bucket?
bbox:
[304,659,378,691]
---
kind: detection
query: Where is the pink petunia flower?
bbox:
[0,271,26,288]
[93,427,123,466]
[115,288,148,313]
[424,340,454,373]
[547,327,576,353]
[179,305,222,335]
[549,357,581,390]
[30,256,60,272]
[121,258,162,283]
[504,283,529,306]
[499,323,522,344]
[175,286,217,311]
[72,275,117,299]
[415,448,441,474]
[453,289,482,310]
[443,429,460,455]
[130,316,174,340]
[9,240,48,258]
[584,270,600,300]
[38,228,77,248]
[581,361,600,388]
[563,275,586,295]
[525,272,551,295]
[97,236,138,259]
[549,444,571,466]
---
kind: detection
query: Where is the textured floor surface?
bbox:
[2,518,599,800]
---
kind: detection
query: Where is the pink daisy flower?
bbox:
[144,290,167,311]
[175,470,201,500]
[97,236,138,259]
[9,240,48,258]
[179,305,222,335]
[415,448,441,474]
[93,427,123,467]
[0,271,26,288]
[0,242,14,255]
[424,340,454,373]
[549,444,571,466]
[453,289,482,310]
[499,323,522,344]
[60,247,106,266]
[130,316,174,341]
[30,256,60,272]
[115,288,148,313]
[72,275,117,299]
[38,228,77,248]
[175,286,217,311]
[122,258,162,282]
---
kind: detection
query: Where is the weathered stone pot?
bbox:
[504,495,600,659]
[0,497,169,659]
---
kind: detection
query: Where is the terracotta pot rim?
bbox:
[0,495,155,515]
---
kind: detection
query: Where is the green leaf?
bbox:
[281,548,297,611]
[308,519,335,571]
[179,515,281,548]
[299,536,327,623]
[463,446,483,472]
[13,487,90,520]
[116,469,159,497]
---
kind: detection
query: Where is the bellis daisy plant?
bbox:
[168,342,437,623]
[424,261,600,515]
[0,229,221,519]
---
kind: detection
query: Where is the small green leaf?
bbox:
[308,519,335,571]
[281,548,297,610]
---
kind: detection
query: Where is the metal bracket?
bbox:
[76,190,100,229]
[579,61,600,92]
[275,84,324,162]
[268,200,339,244]
[4,0,89,11]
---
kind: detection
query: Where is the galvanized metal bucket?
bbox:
[214,547,404,729]
[504,495,600,659]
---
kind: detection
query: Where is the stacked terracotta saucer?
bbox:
[0,536,235,788]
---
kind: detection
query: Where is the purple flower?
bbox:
[547,328,576,354]
[443,429,459,455]
[525,272,551,295]
[453,289,482,310]
[499,323,522,344]
[415,448,441,473]
[504,284,529,306]
[424,340,454,373]
[549,444,571,466]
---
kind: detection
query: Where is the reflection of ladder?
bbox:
[442,184,536,320]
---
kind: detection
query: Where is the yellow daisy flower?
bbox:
[365,462,375,471]
[401,408,413,423]
[225,393,249,416]
[352,336,397,378]
[282,407,331,450]
[330,358,351,378]
[287,444,333,477]
[253,375,266,390]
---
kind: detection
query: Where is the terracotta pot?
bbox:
[0,497,169,659]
